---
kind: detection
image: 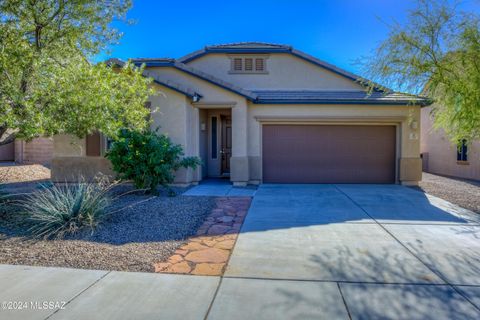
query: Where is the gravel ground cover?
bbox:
[0,164,50,183]
[0,164,51,195]
[0,188,215,272]
[411,172,480,214]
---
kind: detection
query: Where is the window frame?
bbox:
[228,55,269,74]
[456,139,469,163]
[211,116,218,160]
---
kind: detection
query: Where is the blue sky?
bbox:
[98,0,480,77]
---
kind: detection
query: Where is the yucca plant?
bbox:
[18,177,116,239]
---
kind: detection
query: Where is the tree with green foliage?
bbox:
[0,0,153,146]
[361,0,480,143]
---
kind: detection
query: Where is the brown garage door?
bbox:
[262,125,396,183]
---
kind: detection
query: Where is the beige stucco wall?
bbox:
[247,103,422,184]
[50,69,249,184]
[186,53,364,90]
[147,67,250,184]
[421,106,480,180]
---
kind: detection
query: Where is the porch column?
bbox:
[191,107,202,183]
[231,102,249,186]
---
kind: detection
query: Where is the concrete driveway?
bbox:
[222,184,480,319]
[1,185,480,320]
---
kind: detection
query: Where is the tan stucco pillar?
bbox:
[399,157,422,185]
[231,102,249,186]
[190,107,202,184]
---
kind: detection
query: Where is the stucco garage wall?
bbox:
[186,53,364,90]
[247,103,422,184]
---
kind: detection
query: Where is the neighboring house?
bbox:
[0,138,53,165]
[51,42,430,185]
[421,106,480,181]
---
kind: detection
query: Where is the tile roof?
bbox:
[253,90,431,105]
[105,58,201,99]
[205,42,291,49]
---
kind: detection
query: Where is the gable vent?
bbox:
[244,58,253,71]
[233,58,243,71]
[255,58,264,71]
[229,56,268,74]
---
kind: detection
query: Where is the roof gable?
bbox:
[130,59,257,101]
[105,58,201,99]
[178,42,369,87]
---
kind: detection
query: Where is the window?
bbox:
[211,117,217,159]
[229,56,267,73]
[457,139,468,162]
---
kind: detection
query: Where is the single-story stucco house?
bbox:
[51,42,430,186]
[421,106,480,181]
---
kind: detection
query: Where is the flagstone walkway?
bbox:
[154,197,251,276]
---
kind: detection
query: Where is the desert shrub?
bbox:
[17,178,115,239]
[106,129,201,193]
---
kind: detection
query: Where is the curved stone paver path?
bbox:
[154,197,251,276]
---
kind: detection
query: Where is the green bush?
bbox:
[106,129,201,193]
[18,178,114,239]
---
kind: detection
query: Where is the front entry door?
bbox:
[221,115,232,174]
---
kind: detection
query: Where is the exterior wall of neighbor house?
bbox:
[247,103,422,185]
[186,53,364,90]
[51,134,113,181]
[421,106,480,180]
[14,138,54,165]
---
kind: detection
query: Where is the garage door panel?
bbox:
[262,125,396,184]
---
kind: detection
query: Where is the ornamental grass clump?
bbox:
[18,178,115,239]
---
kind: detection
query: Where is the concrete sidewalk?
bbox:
[0,265,219,320]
